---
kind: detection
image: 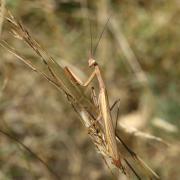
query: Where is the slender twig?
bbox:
[0,129,60,180]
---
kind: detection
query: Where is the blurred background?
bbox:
[0,0,180,179]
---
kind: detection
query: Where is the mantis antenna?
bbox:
[88,13,112,58]
[92,15,112,57]
[89,16,93,58]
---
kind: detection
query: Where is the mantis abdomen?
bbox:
[99,88,122,168]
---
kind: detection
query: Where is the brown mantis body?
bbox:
[64,57,123,170]
[64,55,160,180]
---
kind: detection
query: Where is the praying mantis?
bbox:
[64,58,124,171]
[64,46,159,180]
[64,17,160,179]
[63,17,124,171]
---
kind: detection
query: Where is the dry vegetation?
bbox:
[0,0,180,180]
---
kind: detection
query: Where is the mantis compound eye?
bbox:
[88,58,96,67]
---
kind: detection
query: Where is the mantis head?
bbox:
[88,58,97,67]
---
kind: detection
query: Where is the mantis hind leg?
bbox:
[110,99,121,131]
[114,107,142,179]
[110,98,120,111]
[115,99,121,132]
